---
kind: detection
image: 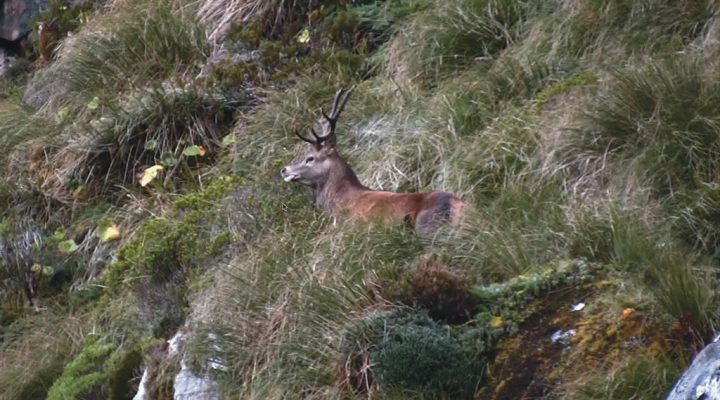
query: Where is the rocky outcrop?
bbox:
[667,339,720,400]
[1,0,44,41]
[132,331,220,400]
[0,0,92,42]
[0,48,15,76]
[170,332,220,400]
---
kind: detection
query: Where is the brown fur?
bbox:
[281,89,464,234]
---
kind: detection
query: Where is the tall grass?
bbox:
[601,212,716,336]
[547,0,711,61]
[580,58,720,189]
[91,84,236,186]
[0,310,91,400]
[186,220,419,399]
[198,0,316,41]
[391,0,541,86]
[0,104,57,172]
[566,56,720,256]
[571,352,684,400]
[436,181,569,281]
[34,0,209,113]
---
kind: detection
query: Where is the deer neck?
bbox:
[314,158,369,213]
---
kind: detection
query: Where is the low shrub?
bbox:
[47,340,143,400]
[340,309,482,399]
[46,341,117,400]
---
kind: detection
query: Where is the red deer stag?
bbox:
[281,89,465,234]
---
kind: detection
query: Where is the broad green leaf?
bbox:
[58,239,79,254]
[43,266,54,276]
[87,96,100,110]
[222,134,236,147]
[140,165,164,187]
[183,145,206,157]
[144,140,158,150]
[161,153,178,167]
[51,229,66,242]
[0,219,10,235]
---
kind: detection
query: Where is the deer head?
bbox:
[281,88,353,188]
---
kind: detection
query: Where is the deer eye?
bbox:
[306,157,315,163]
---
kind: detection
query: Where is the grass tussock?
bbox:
[0,310,92,400]
[0,104,57,172]
[391,0,540,86]
[34,0,209,113]
[184,217,426,399]
[91,84,238,186]
[542,0,711,62]
[565,55,720,256]
[199,0,328,42]
[571,352,684,400]
[578,57,720,190]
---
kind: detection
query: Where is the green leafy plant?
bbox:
[352,309,482,399]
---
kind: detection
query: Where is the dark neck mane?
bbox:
[314,156,368,212]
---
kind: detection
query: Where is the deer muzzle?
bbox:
[280,166,299,182]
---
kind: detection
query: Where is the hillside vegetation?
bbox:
[1,0,720,398]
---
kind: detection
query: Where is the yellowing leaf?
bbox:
[99,222,121,243]
[621,308,636,319]
[57,106,71,121]
[51,228,66,242]
[72,185,87,200]
[140,165,164,187]
[31,263,43,273]
[490,316,503,328]
[297,28,310,43]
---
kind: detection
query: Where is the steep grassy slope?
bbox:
[1,0,720,399]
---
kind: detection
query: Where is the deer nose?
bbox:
[281,167,287,174]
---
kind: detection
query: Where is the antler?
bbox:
[319,88,353,144]
[295,128,321,146]
[295,88,353,149]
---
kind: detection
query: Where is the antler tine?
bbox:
[308,127,322,142]
[329,89,345,119]
[332,88,352,119]
[330,88,353,119]
[295,129,317,146]
[320,108,331,122]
